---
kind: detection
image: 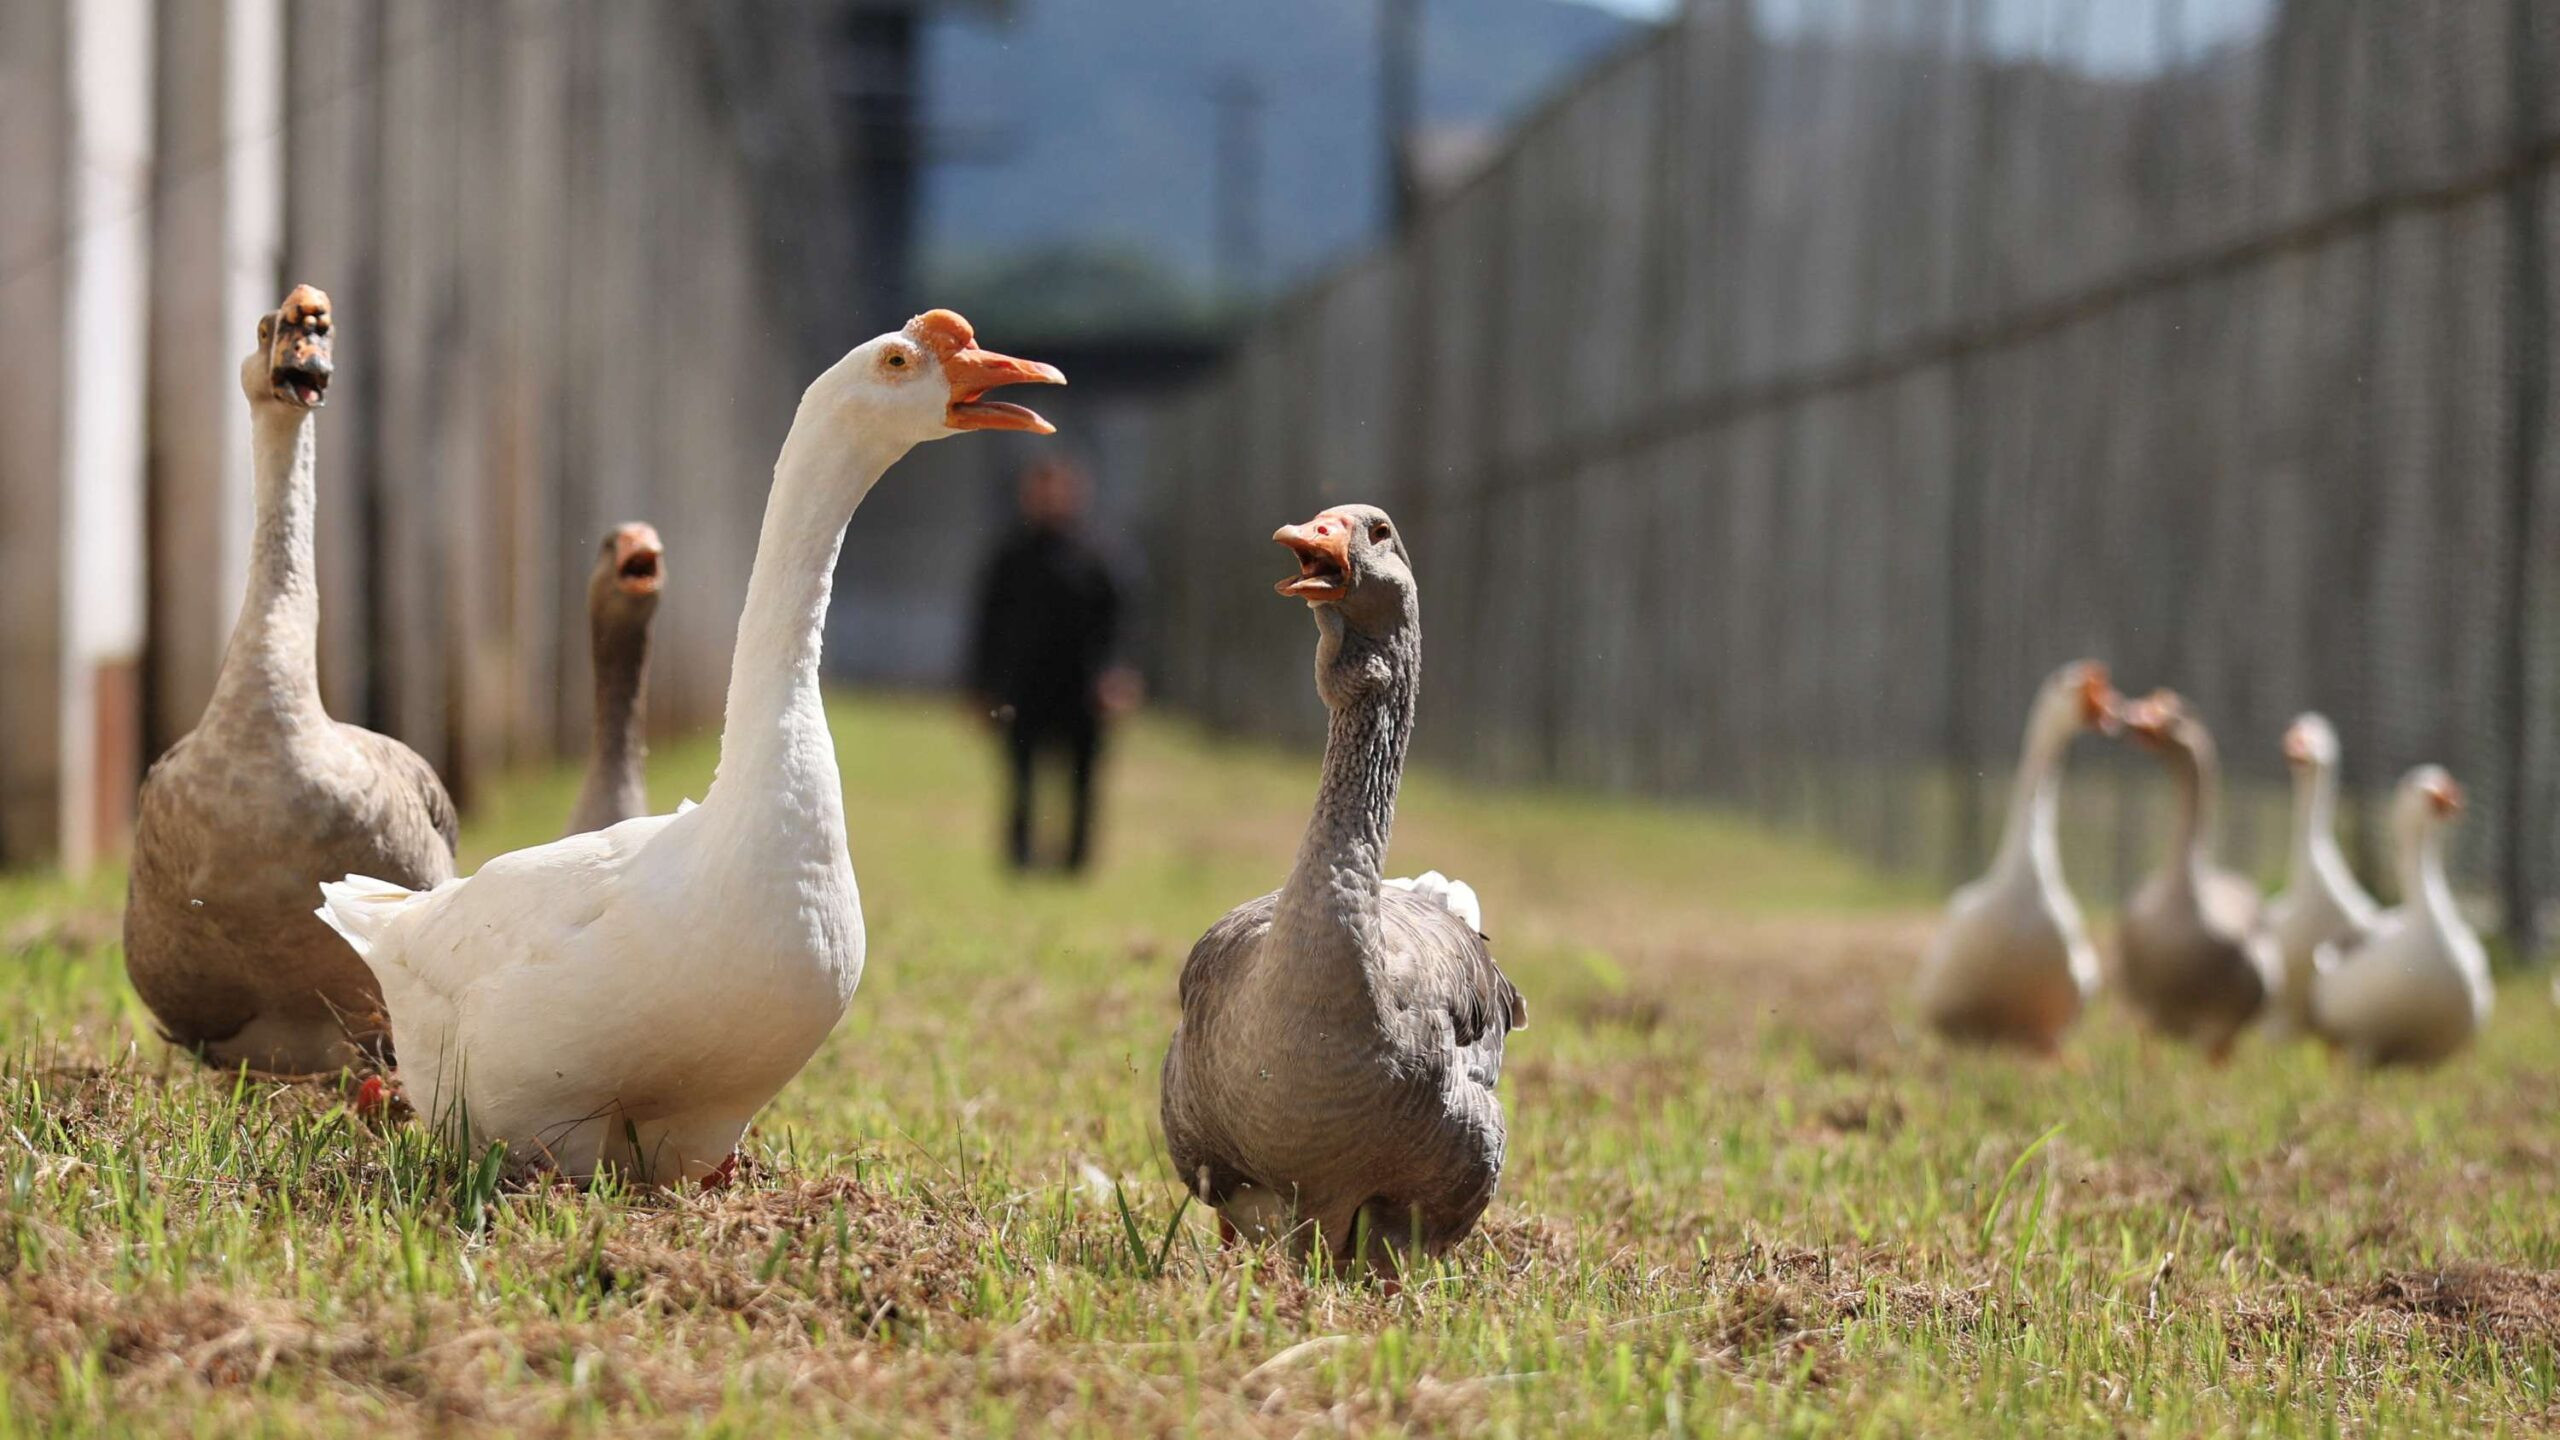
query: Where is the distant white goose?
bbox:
[2263,714,2378,1038]
[317,311,1062,1184]
[1914,660,2118,1051]
[2312,766,2492,1068]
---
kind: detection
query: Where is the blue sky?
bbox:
[1575,0,2281,75]
[1564,0,1680,15]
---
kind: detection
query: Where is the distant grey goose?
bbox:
[2115,690,2278,1059]
[1160,503,1525,1272]
[124,284,458,1074]
[564,522,665,836]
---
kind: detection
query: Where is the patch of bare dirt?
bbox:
[2362,1267,2560,1351]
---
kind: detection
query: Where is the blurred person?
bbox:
[967,457,1137,873]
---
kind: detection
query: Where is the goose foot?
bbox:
[697,1152,741,1193]
[353,1074,394,1116]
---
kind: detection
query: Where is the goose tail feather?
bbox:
[315,874,425,960]
[1385,869,1485,933]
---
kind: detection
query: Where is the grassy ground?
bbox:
[3,695,2557,1436]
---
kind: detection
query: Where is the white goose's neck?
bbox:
[701,410,906,824]
[2398,812,2459,931]
[1991,707,2073,883]
[207,405,324,725]
[2287,762,2344,881]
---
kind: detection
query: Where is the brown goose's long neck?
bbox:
[1276,623,1420,944]
[207,404,324,724]
[2164,741,2219,882]
[568,597,654,833]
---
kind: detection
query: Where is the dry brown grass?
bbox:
[3,699,2557,1435]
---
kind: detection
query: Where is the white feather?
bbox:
[1385,869,1485,932]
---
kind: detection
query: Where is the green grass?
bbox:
[2,695,2556,1435]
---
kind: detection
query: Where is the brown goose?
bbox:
[564,523,666,836]
[124,285,458,1074]
[2115,690,2277,1059]
[1159,504,1525,1272]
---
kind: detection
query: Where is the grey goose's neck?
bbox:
[568,601,655,833]
[2162,743,2220,888]
[206,405,324,725]
[1276,623,1420,947]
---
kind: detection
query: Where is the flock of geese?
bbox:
[103,283,2502,1276]
[119,285,1514,1270]
[1916,661,2495,1067]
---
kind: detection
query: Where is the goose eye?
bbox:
[1370,522,1392,543]
[887,352,907,369]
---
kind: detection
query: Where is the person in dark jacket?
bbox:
[968,457,1134,873]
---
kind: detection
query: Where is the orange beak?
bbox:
[610,522,665,598]
[2423,773,2465,817]
[2078,665,2120,735]
[2282,722,2314,767]
[905,309,1065,434]
[945,346,1066,433]
[2123,692,2177,746]
[1274,512,1354,603]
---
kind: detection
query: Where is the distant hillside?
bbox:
[920,0,1641,306]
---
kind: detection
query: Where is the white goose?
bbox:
[2263,714,2378,1038]
[1913,660,2118,1051]
[2311,766,2492,1067]
[317,311,1062,1184]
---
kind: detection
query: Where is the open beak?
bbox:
[1274,513,1353,603]
[2423,774,2465,818]
[610,523,665,598]
[944,347,1065,433]
[2123,696,2174,747]
[268,283,334,408]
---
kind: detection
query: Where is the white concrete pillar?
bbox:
[0,0,156,871]
[63,0,160,866]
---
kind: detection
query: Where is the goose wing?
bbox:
[1176,892,1278,1011]
[341,723,459,859]
[1377,888,1525,1074]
